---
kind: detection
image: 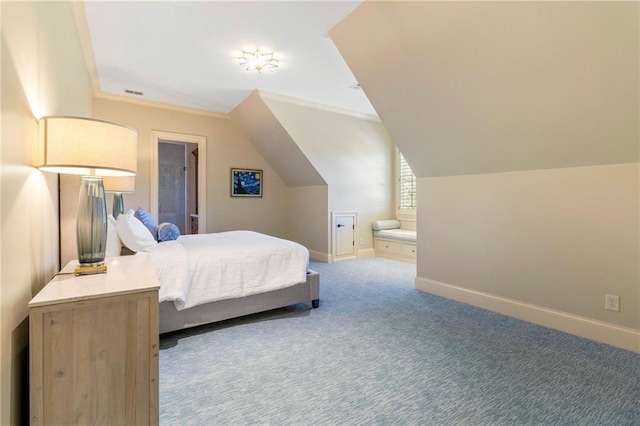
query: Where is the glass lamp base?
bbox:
[112,192,124,218]
[77,176,108,266]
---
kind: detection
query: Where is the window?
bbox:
[397,150,416,217]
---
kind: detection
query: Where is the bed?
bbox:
[109,210,319,333]
[144,230,320,334]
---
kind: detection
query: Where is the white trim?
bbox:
[357,248,376,259]
[332,256,355,263]
[96,92,229,120]
[258,91,380,122]
[318,248,375,263]
[71,2,100,93]
[151,131,207,233]
[308,250,330,263]
[415,277,640,353]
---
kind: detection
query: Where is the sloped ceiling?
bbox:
[330,2,638,178]
[229,91,326,188]
[231,91,394,193]
[260,95,393,188]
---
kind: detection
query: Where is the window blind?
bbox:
[399,153,416,210]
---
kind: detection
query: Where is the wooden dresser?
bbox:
[29,255,160,425]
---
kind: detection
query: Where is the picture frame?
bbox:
[231,168,263,197]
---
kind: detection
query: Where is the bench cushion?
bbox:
[374,228,417,243]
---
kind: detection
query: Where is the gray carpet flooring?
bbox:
[159,257,640,425]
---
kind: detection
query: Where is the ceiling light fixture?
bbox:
[237,49,279,74]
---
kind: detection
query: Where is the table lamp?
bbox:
[37,116,137,276]
[103,176,136,218]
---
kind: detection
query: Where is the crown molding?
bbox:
[70,1,100,93]
[258,91,381,122]
[94,92,230,119]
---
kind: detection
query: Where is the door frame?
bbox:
[331,211,358,262]
[151,130,207,233]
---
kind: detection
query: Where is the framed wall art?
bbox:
[231,168,263,197]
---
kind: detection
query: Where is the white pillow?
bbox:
[106,214,122,257]
[116,209,158,252]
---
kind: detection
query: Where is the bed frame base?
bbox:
[159,270,320,334]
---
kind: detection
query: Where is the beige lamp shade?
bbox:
[103,176,136,193]
[38,116,137,176]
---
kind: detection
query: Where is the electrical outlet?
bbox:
[605,294,620,312]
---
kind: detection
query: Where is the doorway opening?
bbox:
[158,141,198,234]
[151,131,207,234]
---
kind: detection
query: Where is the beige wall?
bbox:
[287,185,329,259]
[418,164,639,329]
[262,96,396,257]
[1,1,93,423]
[56,98,292,266]
[332,1,640,348]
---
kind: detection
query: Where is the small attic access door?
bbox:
[332,212,357,262]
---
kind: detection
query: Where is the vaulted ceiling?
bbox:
[81,1,637,181]
[82,1,376,118]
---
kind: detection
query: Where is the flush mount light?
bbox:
[237,49,279,74]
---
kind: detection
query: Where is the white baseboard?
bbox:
[333,256,356,262]
[415,277,640,353]
[309,250,330,263]
[358,248,376,258]
[316,248,376,263]
[374,251,417,264]
[333,248,376,263]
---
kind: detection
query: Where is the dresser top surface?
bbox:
[29,254,160,308]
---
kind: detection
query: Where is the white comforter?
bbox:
[148,230,309,311]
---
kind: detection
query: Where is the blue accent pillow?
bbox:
[134,208,158,240]
[157,222,180,242]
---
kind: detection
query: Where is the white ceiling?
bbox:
[83,1,376,117]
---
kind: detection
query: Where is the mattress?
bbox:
[146,230,309,310]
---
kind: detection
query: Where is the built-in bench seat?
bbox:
[372,220,417,263]
[373,228,417,242]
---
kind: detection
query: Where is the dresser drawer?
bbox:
[401,243,417,258]
[376,239,401,254]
